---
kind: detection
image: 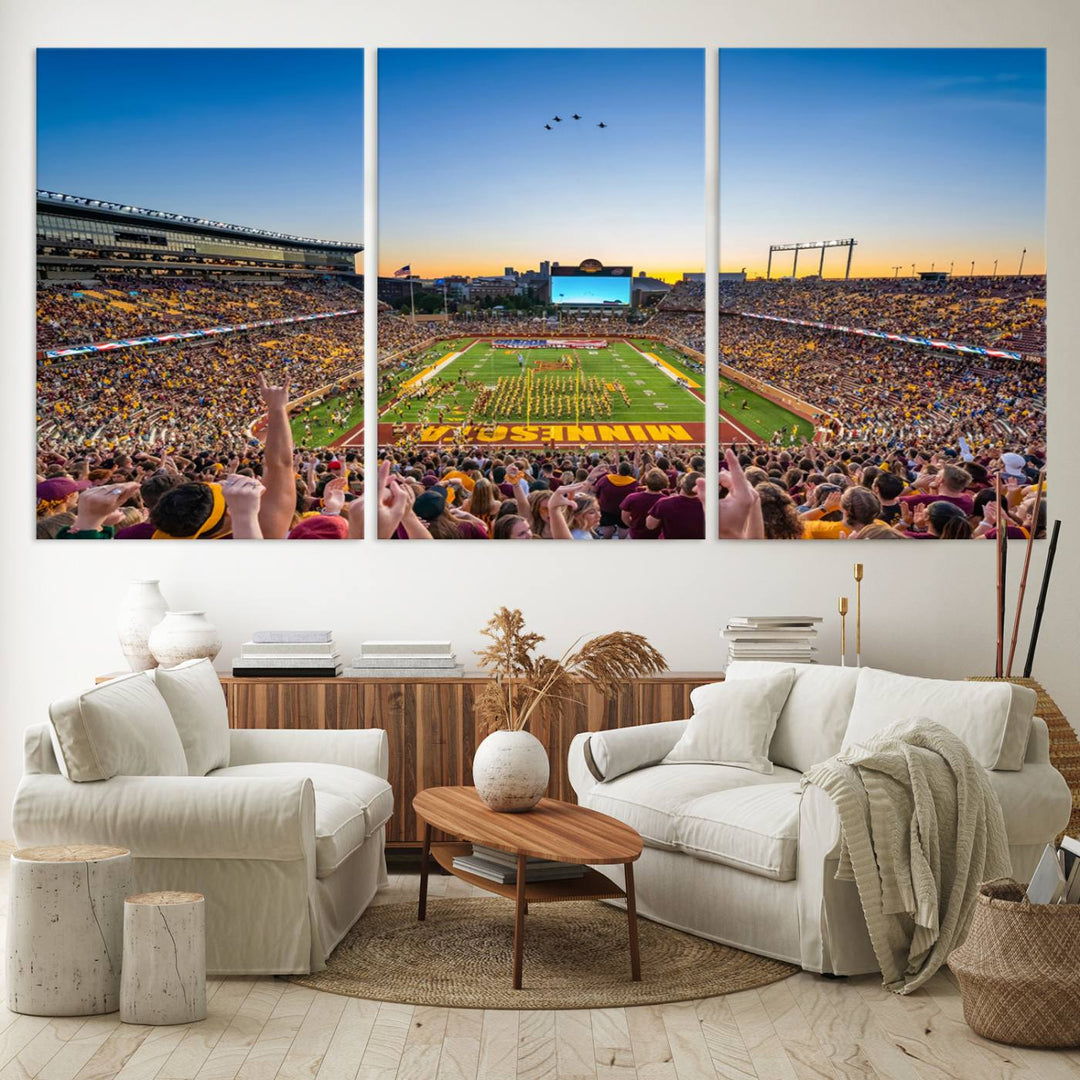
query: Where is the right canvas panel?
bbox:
[719,49,1047,541]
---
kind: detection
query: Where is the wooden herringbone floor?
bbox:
[1,852,1078,1079]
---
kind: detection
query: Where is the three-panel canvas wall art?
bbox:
[35,48,1046,542]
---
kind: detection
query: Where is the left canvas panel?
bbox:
[36,48,365,540]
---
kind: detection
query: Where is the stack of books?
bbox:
[232,631,341,677]
[344,641,464,679]
[1027,836,1080,904]
[723,616,822,665]
[451,844,587,885]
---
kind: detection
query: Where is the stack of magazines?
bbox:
[232,631,341,677]
[1026,836,1080,904]
[344,640,464,679]
[452,844,587,884]
[723,616,821,665]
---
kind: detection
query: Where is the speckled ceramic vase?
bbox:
[148,611,222,670]
[472,729,550,812]
[116,580,169,671]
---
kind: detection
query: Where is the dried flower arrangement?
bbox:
[475,607,667,733]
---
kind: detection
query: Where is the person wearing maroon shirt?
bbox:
[898,464,974,517]
[620,468,669,539]
[646,472,705,539]
[593,462,640,538]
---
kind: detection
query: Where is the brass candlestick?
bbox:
[853,563,864,667]
[838,596,849,667]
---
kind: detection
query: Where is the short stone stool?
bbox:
[120,891,207,1025]
[7,844,132,1015]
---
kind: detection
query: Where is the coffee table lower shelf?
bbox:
[430,842,627,903]
[418,839,641,989]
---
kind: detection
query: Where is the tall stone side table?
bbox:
[7,844,132,1015]
[120,891,207,1025]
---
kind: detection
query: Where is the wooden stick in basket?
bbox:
[1023,518,1060,678]
[1006,468,1045,677]
[995,473,1005,677]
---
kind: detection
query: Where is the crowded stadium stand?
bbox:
[36,194,368,539]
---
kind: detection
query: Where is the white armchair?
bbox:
[12,663,392,975]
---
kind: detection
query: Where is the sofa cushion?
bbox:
[582,761,802,852]
[725,661,859,772]
[678,783,802,881]
[49,672,187,782]
[843,668,1036,771]
[210,762,394,839]
[663,671,794,774]
[150,659,230,775]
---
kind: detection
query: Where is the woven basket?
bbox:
[949,879,1080,1048]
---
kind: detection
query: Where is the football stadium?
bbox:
[35,190,368,538]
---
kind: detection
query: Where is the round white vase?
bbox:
[116,580,169,671]
[148,611,222,669]
[472,729,550,812]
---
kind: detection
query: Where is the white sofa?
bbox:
[12,660,392,976]
[568,663,1072,976]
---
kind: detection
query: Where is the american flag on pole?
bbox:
[393,265,411,278]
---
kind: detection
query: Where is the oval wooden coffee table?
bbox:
[413,786,643,990]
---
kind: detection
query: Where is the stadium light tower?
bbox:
[911,264,916,277]
[993,258,999,278]
[949,261,954,275]
[970,260,975,277]
[892,265,902,278]
[1018,248,1027,276]
[766,238,857,281]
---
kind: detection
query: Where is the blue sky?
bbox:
[720,48,1046,277]
[379,49,704,280]
[37,49,363,243]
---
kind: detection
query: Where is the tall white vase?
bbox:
[116,580,169,671]
[472,729,550,812]
[148,611,222,669]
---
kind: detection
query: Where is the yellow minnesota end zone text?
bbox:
[418,423,695,444]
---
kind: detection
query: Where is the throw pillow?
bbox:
[49,672,188,781]
[843,668,1036,771]
[150,658,231,775]
[663,670,795,774]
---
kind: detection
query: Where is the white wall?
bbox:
[2,0,1078,836]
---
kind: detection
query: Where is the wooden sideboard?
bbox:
[219,671,722,849]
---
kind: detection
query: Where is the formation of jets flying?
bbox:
[544,114,606,130]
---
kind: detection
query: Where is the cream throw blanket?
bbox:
[802,718,1011,994]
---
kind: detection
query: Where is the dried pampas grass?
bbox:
[475,607,666,734]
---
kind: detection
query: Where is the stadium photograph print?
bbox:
[718,48,1047,542]
[375,48,706,541]
[35,48,365,540]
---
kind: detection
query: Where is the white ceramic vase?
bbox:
[148,611,222,669]
[472,729,550,812]
[116,580,169,671]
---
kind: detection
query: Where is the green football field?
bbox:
[379,338,704,426]
[719,376,817,444]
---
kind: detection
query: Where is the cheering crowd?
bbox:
[717,444,1046,541]
[375,445,706,540]
[38,315,363,454]
[37,276,361,350]
[720,276,1046,355]
[721,317,1045,448]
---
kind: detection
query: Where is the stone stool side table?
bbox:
[7,844,132,1015]
[120,891,207,1026]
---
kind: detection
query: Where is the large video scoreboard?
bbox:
[550,260,632,307]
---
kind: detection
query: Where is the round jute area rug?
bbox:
[287,898,797,1009]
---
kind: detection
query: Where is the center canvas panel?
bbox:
[376,48,705,541]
